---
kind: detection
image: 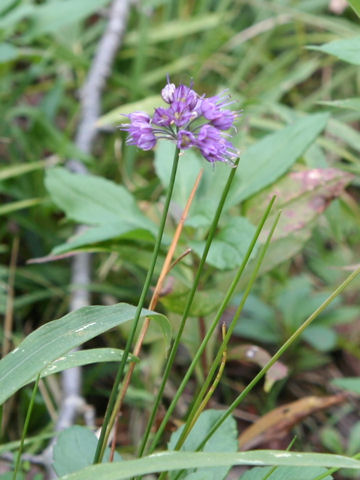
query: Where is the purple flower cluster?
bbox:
[121,79,240,165]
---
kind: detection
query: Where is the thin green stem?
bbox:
[180,323,228,447]
[196,264,360,451]
[93,147,180,463]
[137,161,240,459]
[311,452,360,480]
[146,197,276,455]
[175,211,280,451]
[12,375,40,480]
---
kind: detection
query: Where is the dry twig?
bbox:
[42,1,132,476]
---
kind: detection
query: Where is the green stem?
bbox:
[137,161,239,459]
[146,197,276,455]
[311,452,360,480]
[175,211,280,451]
[12,375,40,480]
[93,147,180,463]
[196,264,360,451]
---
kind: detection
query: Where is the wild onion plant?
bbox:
[2,74,360,480]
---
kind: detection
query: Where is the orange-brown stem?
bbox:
[109,170,203,460]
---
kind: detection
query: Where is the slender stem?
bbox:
[137,160,240,459]
[12,375,40,480]
[146,196,275,455]
[196,264,360,451]
[175,211,280,451]
[182,322,228,445]
[108,170,203,461]
[93,147,180,463]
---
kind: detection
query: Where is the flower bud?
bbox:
[161,83,176,103]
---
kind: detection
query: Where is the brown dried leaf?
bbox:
[239,394,346,450]
[228,344,288,392]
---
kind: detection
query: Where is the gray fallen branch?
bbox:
[43,1,132,477]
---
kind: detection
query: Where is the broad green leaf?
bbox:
[320,428,343,454]
[332,377,360,394]
[318,98,360,112]
[234,294,280,344]
[154,141,232,229]
[348,0,360,18]
[309,37,360,65]
[28,0,112,38]
[0,4,34,31]
[0,0,16,15]
[45,168,157,254]
[240,466,333,480]
[246,168,353,243]
[227,113,330,206]
[0,303,167,405]
[57,451,360,480]
[168,410,238,480]
[154,141,202,211]
[53,426,121,476]
[302,326,338,352]
[35,348,138,381]
[190,217,257,270]
[0,42,19,63]
[51,222,155,256]
[160,285,224,317]
[46,168,154,229]
[154,141,233,229]
[246,229,312,278]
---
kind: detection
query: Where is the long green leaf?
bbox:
[57,451,360,480]
[227,113,330,205]
[241,466,333,480]
[347,0,360,18]
[309,37,360,65]
[0,303,167,405]
[0,160,48,181]
[0,198,43,216]
[34,348,138,381]
[318,98,360,112]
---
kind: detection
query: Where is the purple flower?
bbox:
[172,84,198,110]
[177,130,196,150]
[199,94,237,130]
[196,125,237,165]
[122,112,156,150]
[153,107,173,127]
[120,79,240,165]
[170,101,196,127]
